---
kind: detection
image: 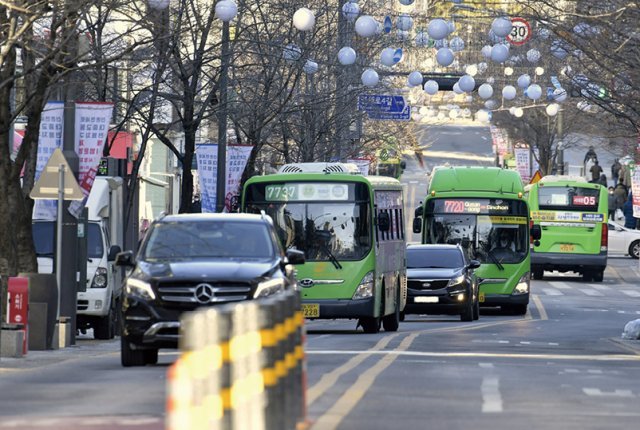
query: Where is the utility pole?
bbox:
[216,20,231,213]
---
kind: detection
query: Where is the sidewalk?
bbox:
[562,134,624,187]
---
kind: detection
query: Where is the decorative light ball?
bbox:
[486,77,495,85]
[337,47,357,65]
[477,62,488,73]
[434,38,448,49]
[361,69,379,87]
[481,45,493,59]
[303,60,318,74]
[148,0,170,9]
[466,95,474,103]
[514,107,524,118]
[465,64,478,76]
[453,82,464,94]
[447,21,456,34]
[282,44,302,62]
[415,32,431,47]
[437,112,446,121]
[526,83,542,100]
[491,43,509,63]
[504,67,514,76]
[550,40,568,59]
[293,7,315,31]
[492,17,513,37]
[436,48,454,67]
[458,74,476,92]
[408,71,423,87]
[509,106,517,115]
[396,30,410,41]
[341,2,360,22]
[215,0,238,22]
[526,49,541,63]
[537,28,550,39]
[419,106,429,115]
[449,37,465,52]
[397,14,413,31]
[502,85,517,100]
[546,103,560,116]
[380,48,396,66]
[535,67,545,76]
[399,0,415,5]
[552,88,567,103]
[476,110,490,122]
[424,80,439,95]
[427,18,449,40]
[484,99,498,110]
[426,108,436,117]
[517,74,531,89]
[449,109,459,119]
[478,83,494,99]
[355,15,377,37]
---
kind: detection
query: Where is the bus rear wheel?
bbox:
[359,317,381,334]
[593,270,604,282]
[382,289,401,332]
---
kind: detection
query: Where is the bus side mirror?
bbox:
[414,206,423,217]
[531,224,542,240]
[412,218,422,234]
[400,160,407,170]
[377,212,390,232]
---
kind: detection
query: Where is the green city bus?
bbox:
[525,175,608,282]
[413,166,539,315]
[375,148,406,180]
[241,162,407,333]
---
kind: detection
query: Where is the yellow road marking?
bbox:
[532,294,548,320]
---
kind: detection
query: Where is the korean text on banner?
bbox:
[69,102,114,218]
[196,144,253,213]
[514,147,531,183]
[631,166,640,218]
[32,102,65,220]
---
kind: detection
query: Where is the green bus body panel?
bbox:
[423,166,530,297]
[296,253,374,300]
[527,179,607,256]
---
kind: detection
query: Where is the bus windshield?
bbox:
[537,186,600,211]
[424,198,528,265]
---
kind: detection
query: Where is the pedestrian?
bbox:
[611,158,622,185]
[597,173,608,187]
[623,192,637,229]
[590,160,603,182]
[608,187,616,221]
[583,146,597,164]
[614,180,628,220]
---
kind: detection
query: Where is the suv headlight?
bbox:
[513,272,530,295]
[91,267,108,288]
[447,274,465,287]
[254,278,285,299]
[125,278,156,300]
[352,271,374,300]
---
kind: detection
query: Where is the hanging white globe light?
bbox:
[427,18,449,40]
[535,67,545,76]
[509,106,517,115]
[526,48,541,63]
[476,110,490,122]
[465,64,478,76]
[303,60,318,74]
[408,71,423,87]
[453,82,464,94]
[215,1,238,22]
[458,74,476,92]
[282,44,302,62]
[526,83,542,100]
[337,47,357,65]
[491,17,512,38]
[293,7,315,31]
[477,62,488,73]
[397,14,413,31]
[415,32,430,47]
[419,106,429,115]
[424,80,439,95]
[361,69,379,87]
[449,36,465,52]
[478,83,494,99]
[504,67,514,76]
[484,99,498,110]
[546,103,560,116]
[355,15,378,37]
[380,47,396,66]
[514,107,524,117]
[481,45,493,59]
[396,30,410,41]
[486,77,495,84]
[502,85,517,100]
[517,74,531,89]
[449,109,459,119]
[491,44,509,63]
[341,2,360,22]
[552,88,567,103]
[436,48,454,67]
[399,0,415,5]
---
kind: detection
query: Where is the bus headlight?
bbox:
[254,278,285,299]
[125,278,156,300]
[513,273,530,295]
[91,267,108,288]
[352,271,374,300]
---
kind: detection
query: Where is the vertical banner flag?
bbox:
[631,166,640,218]
[514,147,531,183]
[69,102,113,217]
[196,144,253,213]
[32,102,65,220]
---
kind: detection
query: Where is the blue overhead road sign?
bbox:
[358,94,411,121]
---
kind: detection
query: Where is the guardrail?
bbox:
[166,289,306,430]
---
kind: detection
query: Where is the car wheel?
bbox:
[532,269,544,280]
[382,288,401,332]
[593,270,604,283]
[582,271,593,282]
[121,336,146,367]
[460,298,474,322]
[143,349,159,365]
[94,306,115,340]
[629,240,640,259]
[359,317,381,333]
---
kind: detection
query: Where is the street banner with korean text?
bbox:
[631,166,640,218]
[196,144,253,213]
[490,126,510,165]
[514,147,531,183]
[68,102,114,217]
[32,101,65,220]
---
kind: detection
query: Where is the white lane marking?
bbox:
[481,136,488,140]
[479,363,494,369]
[587,369,603,374]
[583,388,635,398]
[590,284,611,291]
[542,288,563,296]
[564,369,580,373]
[418,183,427,187]
[583,309,609,312]
[580,289,604,297]
[618,310,627,314]
[520,341,531,345]
[409,180,418,184]
[621,290,640,297]
[481,377,503,413]
[549,281,572,290]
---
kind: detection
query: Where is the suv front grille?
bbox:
[157,281,252,306]
[408,279,449,291]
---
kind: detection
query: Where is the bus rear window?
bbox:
[538,186,600,211]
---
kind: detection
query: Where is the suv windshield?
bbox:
[142,220,274,260]
[407,248,463,269]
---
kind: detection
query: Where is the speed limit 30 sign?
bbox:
[507,17,531,46]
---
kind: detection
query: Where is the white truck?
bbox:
[33,176,124,339]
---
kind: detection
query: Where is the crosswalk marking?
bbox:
[621,290,640,297]
[583,388,635,398]
[579,289,604,297]
[549,281,572,290]
[589,284,611,291]
[542,288,563,296]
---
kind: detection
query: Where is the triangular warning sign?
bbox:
[529,170,543,184]
[30,148,84,200]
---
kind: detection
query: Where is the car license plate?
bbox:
[302,304,319,318]
[559,244,575,252]
[479,292,485,303]
[414,297,439,303]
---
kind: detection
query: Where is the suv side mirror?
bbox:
[468,260,481,270]
[412,218,422,234]
[108,245,122,262]
[115,251,135,267]
[377,212,390,232]
[531,224,542,241]
[285,249,305,265]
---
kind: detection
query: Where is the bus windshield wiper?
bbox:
[320,243,343,270]
[487,251,505,271]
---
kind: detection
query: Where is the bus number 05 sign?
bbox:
[507,18,531,46]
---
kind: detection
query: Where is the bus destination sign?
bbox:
[265,183,349,202]
[438,199,510,214]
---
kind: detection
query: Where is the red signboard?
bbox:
[7,277,29,355]
[572,195,597,206]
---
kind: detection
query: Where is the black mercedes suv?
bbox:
[116,213,304,367]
